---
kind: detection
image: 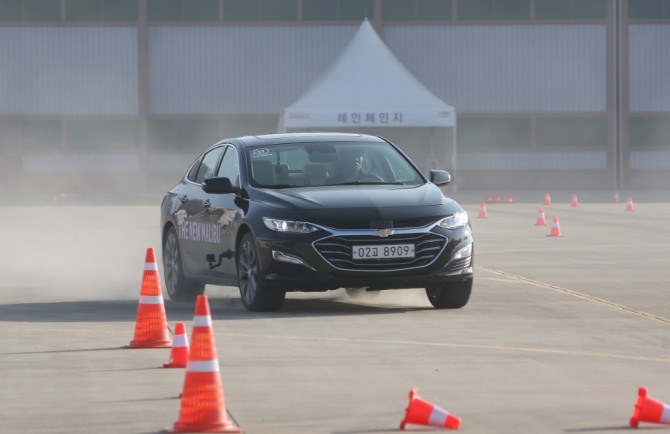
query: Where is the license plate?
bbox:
[352,244,415,260]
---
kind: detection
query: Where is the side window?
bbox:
[216,146,240,187]
[186,156,203,182]
[194,147,224,183]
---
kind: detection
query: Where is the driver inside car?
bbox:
[327,148,369,183]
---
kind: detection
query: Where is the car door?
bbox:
[201,145,242,280]
[178,146,225,276]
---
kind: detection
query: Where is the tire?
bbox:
[425,278,473,309]
[163,226,205,302]
[237,233,286,312]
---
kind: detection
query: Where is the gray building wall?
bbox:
[629,24,670,112]
[147,25,607,115]
[386,25,607,114]
[0,24,665,118]
[0,27,137,116]
[628,24,670,171]
[149,26,355,115]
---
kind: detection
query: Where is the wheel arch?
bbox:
[162,221,176,247]
[234,223,252,260]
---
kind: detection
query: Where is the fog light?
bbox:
[453,243,472,260]
[272,250,315,271]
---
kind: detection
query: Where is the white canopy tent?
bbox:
[279,20,457,179]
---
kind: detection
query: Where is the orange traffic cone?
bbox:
[167,295,242,433]
[126,247,172,348]
[164,322,189,368]
[477,202,489,219]
[400,388,460,430]
[570,193,579,208]
[544,192,552,206]
[612,192,620,203]
[625,196,635,212]
[546,217,564,237]
[535,208,547,226]
[629,387,670,427]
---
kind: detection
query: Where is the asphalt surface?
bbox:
[1,194,670,433]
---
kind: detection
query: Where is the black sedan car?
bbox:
[160,132,473,312]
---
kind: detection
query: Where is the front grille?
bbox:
[314,232,447,271]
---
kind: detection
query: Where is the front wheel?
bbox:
[163,226,205,302]
[425,278,473,309]
[237,233,285,312]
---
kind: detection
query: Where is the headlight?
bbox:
[263,217,319,234]
[437,211,469,229]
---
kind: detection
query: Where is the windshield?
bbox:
[247,141,424,188]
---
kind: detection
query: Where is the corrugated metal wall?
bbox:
[629,24,670,112]
[147,24,607,115]
[0,27,138,116]
[385,25,607,114]
[149,26,355,115]
[0,23,665,117]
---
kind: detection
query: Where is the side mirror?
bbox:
[201,177,239,194]
[429,169,451,186]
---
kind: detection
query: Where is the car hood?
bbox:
[251,183,454,211]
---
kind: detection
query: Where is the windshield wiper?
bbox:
[334,181,398,185]
[262,184,294,189]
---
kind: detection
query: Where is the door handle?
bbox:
[203,199,211,209]
[179,195,188,204]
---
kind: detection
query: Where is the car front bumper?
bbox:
[254,224,474,292]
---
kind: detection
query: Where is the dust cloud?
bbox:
[0,205,162,302]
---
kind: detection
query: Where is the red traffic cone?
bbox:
[164,322,189,368]
[546,217,564,237]
[400,388,460,430]
[570,193,579,208]
[612,192,620,203]
[625,196,635,212]
[126,248,172,348]
[167,295,242,433]
[477,202,489,219]
[535,208,547,226]
[629,387,670,427]
[544,192,552,206]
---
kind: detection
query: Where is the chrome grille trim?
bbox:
[312,224,448,272]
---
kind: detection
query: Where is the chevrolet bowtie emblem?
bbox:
[376,229,394,237]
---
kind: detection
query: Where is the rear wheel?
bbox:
[163,227,205,302]
[237,233,285,312]
[425,278,473,309]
